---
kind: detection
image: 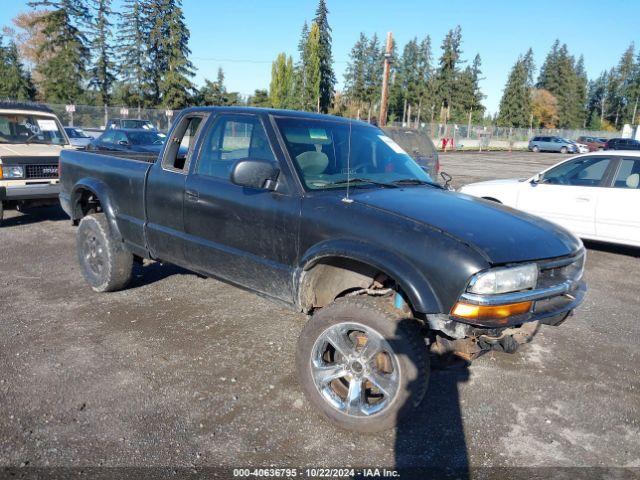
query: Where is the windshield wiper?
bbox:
[324,177,399,188]
[391,178,443,188]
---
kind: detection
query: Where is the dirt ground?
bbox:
[0,151,638,477]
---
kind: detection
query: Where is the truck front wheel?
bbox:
[76,213,132,292]
[296,296,429,433]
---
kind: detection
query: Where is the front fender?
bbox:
[71,178,122,241]
[297,238,443,314]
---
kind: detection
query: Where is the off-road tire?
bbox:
[296,296,429,433]
[76,213,133,292]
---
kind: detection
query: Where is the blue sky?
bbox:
[2,0,639,114]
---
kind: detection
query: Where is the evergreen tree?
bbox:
[415,35,434,123]
[293,21,310,110]
[363,33,383,116]
[248,89,270,107]
[344,32,368,110]
[116,0,150,108]
[0,37,36,100]
[196,68,241,106]
[28,0,90,103]
[497,51,535,127]
[433,26,463,121]
[312,0,335,112]
[270,53,295,109]
[88,0,115,106]
[586,71,607,129]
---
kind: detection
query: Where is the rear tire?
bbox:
[76,213,133,292]
[296,296,429,433]
[560,146,568,154]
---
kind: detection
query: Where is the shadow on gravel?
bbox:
[0,204,67,228]
[583,240,640,258]
[127,260,199,289]
[384,319,470,480]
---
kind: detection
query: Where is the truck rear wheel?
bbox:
[76,213,132,292]
[296,296,429,433]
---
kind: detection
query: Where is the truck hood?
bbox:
[351,187,581,264]
[0,143,71,159]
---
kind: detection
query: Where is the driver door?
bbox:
[516,156,615,237]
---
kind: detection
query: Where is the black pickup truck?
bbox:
[60,107,586,432]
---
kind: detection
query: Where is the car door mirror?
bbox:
[230,159,279,190]
[531,173,542,184]
[117,140,129,146]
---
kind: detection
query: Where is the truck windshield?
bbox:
[275,118,432,190]
[0,113,67,145]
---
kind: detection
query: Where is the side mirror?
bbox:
[440,171,453,190]
[230,159,279,190]
[531,173,542,184]
[117,140,129,146]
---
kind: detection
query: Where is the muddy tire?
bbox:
[76,213,132,292]
[296,296,429,433]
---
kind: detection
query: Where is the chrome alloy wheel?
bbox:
[310,322,400,417]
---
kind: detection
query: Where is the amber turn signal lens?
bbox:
[451,301,532,323]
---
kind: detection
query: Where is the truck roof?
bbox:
[0,100,54,114]
[181,106,375,128]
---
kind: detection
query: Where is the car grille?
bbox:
[537,252,585,289]
[26,164,58,179]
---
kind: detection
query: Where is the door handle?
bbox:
[575,196,591,202]
[185,189,199,202]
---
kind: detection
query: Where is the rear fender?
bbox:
[71,178,122,241]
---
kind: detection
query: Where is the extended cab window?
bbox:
[197,116,276,179]
[542,157,611,187]
[162,115,204,172]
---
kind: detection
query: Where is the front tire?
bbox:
[76,213,133,292]
[532,145,540,153]
[560,146,568,154]
[296,296,429,433]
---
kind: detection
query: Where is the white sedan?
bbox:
[459,151,640,248]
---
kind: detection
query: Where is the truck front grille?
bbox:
[26,164,58,179]
[537,252,585,289]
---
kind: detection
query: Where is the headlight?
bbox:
[468,263,538,295]
[2,165,24,179]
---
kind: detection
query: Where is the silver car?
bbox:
[64,127,92,149]
[528,136,578,154]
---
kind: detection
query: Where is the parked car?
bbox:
[528,136,578,153]
[60,107,586,432]
[0,101,72,223]
[382,126,440,180]
[64,127,92,149]
[87,128,168,161]
[459,152,640,247]
[106,118,157,131]
[604,137,640,150]
[577,136,607,152]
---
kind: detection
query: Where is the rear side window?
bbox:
[162,115,205,172]
[613,159,640,189]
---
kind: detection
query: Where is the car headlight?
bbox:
[1,165,24,179]
[467,263,538,295]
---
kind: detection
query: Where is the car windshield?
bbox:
[0,113,67,145]
[121,119,155,130]
[65,127,90,138]
[126,131,164,145]
[275,118,432,190]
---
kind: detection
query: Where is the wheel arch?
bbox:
[296,239,442,314]
[71,178,122,241]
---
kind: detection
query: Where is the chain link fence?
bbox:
[48,104,178,132]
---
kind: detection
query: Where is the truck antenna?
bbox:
[342,117,354,204]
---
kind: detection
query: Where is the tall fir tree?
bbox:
[28,0,90,103]
[116,0,150,108]
[434,26,463,121]
[344,32,368,111]
[0,36,36,100]
[305,22,322,112]
[312,0,335,113]
[88,0,115,106]
[586,71,608,129]
[497,51,535,127]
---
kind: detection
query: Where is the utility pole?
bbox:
[379,31,393,127]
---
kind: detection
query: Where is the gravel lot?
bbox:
[0,151,639,477]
